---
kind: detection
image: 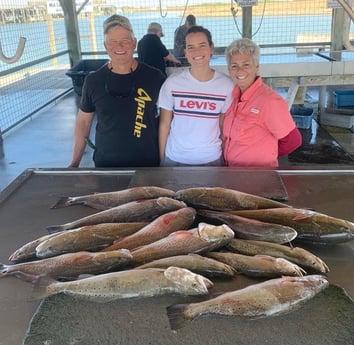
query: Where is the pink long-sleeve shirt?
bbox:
[223,77,300,167]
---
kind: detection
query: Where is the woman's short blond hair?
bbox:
[225,38,260,66]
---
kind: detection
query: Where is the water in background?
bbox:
[0,12,333,72]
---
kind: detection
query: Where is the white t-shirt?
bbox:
[158,69,234,164]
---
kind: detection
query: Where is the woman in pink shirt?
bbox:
[222,38,302,167]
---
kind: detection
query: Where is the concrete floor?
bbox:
[0,91,354,192]
[0,92,94,192]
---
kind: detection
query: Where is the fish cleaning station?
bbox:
[0,1,354,344]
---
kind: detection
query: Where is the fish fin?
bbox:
[292,210,314,221]
[30,275,57,300]
[167,230,194,238]
[112,238,123,245]
[12,271,39,283]
[84,203,110,210]
[46,225,66,234]
[166,304,190,330]
[50,197,74,209]
[254,255,276,261]
[72,252,93,263]
[77,274,95,279]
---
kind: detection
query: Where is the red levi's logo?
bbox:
[179,100,217,111]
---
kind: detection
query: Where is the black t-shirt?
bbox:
[137,34,170,76]
[80,62,166,167]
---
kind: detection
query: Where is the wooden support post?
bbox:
[59,0,82,67]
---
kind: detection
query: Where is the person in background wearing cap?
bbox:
[158,25,234,166]
[173,14,196,58]
[137,22,181,77]
[69,15,166,168]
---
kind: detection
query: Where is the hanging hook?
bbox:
[0,37,26,64]
[159,0,167,18]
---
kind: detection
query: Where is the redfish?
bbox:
[137,254,236,278]
[46,197,187,233]
[175,187,290,211]
[226,238,329,274]
[166,275,329,330]
[51,186,176,210]
[36,222,147,258]
[8,233,59,263]
[1,250,132,282]
[231,208,354,244]
[205,251,306,278]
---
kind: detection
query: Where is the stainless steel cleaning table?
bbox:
[0,167,353,345]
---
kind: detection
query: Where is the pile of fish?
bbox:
[2,186,353,330]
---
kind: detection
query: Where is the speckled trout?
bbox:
[166,275,329,330]
[51,186,176,210]
[1,250,132,282]
[46,197,187,233]
[31,266,213,302]
[175,187,290,211]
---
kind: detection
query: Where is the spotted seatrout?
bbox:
[205,251,306,278]
[226,238,330,274]
[230,208,354,244]
[102,207,196,252]
[51,186,176,210]
[166,275,329,330]
[46,197,187,233]
[31,266,213,302]
[175,187,290,211]
[1,250,132,282]
[36,222,147,258]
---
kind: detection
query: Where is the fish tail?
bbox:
[50,196,75,209]
[30,276,57,301]
[166,304,190,330]
[8,252,18,262]
[0,265,38,282]
[46,225,67,234]
[0,263,8,277]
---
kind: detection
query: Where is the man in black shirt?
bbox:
[137,22,181,76]
[69,15,166,168]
